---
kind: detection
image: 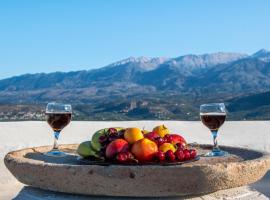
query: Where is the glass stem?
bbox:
[53,131,60,150]
[211,130,220,152]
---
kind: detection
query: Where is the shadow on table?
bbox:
[13,186,186,200]
[24,152,80,165]
[250,170,270,198]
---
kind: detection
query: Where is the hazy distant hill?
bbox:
[0,52,247,93]
[0,49,270,120]
[0,51,249,101]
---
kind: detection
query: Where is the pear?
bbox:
[77,141,99,158]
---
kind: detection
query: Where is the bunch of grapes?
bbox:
[155,145,197,163]
[116,152,136,163]
[151,134,197,163]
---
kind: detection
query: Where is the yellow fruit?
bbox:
[153,125,170,138]
[124,128,144,144]
[159,143,176,153]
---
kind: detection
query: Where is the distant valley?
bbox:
[1,49,270,121]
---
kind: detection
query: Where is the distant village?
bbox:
[0,111,45,121]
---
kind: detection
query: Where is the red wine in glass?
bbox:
[200,113,226,131]
[200,103,228,157]
[45,103,72,157]
[47,113,72,132]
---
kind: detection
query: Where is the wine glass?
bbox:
[44,102,72,157]
[200,103,228,157]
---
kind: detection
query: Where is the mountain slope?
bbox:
[1,49,270,120]
[133,52,248,90]
[167,52,247,74]
[252,49,270,62]
[0,52,247,91]
[0,50,268,104]
[185,57,270,96]
[228,90,270,112]
[227,90,270,120]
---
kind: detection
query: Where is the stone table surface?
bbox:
[5,144,270,197]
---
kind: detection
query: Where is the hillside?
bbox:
[0,49,270,120]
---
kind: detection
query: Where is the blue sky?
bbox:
[0,0,269,79]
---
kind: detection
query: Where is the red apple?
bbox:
[105,139,129,159]
[144,131,159,141]
[169,134,187,146]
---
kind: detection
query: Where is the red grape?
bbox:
[125,152,134,160]
[183,149,190,154]
[108,128,117,135]
[165,150,175,161]
[177,143,185,150]
[108,135,118,142]
[156,137,165,146]
[190,149,197,159]
[184,151,191,160]
[116,152,128,163]
[147,136,155,141]
[155,151,165,161]
[164,134,169,140]
[117,129,125,138]
[175,150,185,161]
[167,135,173,143]
[99,135,108,144]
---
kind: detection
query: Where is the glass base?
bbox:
[204,149,229,157]
[44,150,67,157]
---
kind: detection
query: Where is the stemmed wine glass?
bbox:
[200,103,228,157]
[44,102,72,157]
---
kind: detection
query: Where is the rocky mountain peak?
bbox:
[252,49,270,61]
[166,52,247,72]
[109,56,168,67]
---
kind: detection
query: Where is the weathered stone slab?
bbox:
[4,144,270,197]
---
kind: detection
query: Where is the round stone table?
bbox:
[4,144,270,198]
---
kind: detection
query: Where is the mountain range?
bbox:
[1,49,270,120]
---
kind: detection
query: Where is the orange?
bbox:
[131,138,158,162]
[124,128,144,144]
[153,125,170,138]
[159,143,176,153]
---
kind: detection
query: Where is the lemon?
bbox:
[153,125,170,138]
[159,143,176,153]
[124,128,144,144]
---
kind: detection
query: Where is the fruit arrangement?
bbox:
[77,125,197,164]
